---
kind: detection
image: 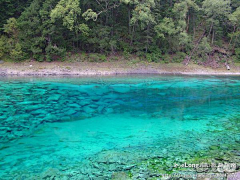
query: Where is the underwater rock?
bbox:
[40,168,60,179]
[123,164,136,170]
[91,95,100,101]
[5,116,17,123]
[114,99,124,105]
[0,127,10,133]
[92,170,102,177]
[112,172,130,180]
[97,106,105,114]
[0,114,8,120]
[92,163,100,169]
[105,108,114,114]
[68,103,80,108]
[103,93,119,100]
[43,114,58,122]
[15,114,31,120]
[60,116,71,122]
[27,105,43,111]
[46,94,61,101]
[65,109,77,116]
[14,131,24,137]
[209,145,219,150]
[95,88,110,96]
[83,106,96,114]
[79,99,91,106]
[111,85,131,94]
[108,164,118,171]
[31,109,48,115]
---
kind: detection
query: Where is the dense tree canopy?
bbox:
[0,0,239,64]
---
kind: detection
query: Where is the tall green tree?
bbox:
[202,0,231,44]
[0,0,33,30]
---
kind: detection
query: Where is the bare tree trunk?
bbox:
[208,21,213,38]
[131,25,135,45]
[232,33,239,50]
[105,1,108,25]
[77,33,79,49]
[146,24,150,53]
[229,25,236,46]
[211,30,214,44]
[184,31,206,65]
[128,5,131,34]
[193,27,195,39]
[111,8,114,37]
[185,21,213,65]
[186,13,190,32]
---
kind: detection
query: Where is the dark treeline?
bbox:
[0,0,239,65]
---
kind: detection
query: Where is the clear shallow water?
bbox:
[0,75,239,179]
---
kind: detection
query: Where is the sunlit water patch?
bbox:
[0,75,239,179]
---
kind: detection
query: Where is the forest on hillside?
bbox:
[0,0,239,67]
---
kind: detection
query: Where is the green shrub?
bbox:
[99,54,107,61]
[88,53,106,62]
[81,52,87,61]
[109,56,119,61]
[88,54,98,62]
[135,51,144,59]
[162,54,171,63]
[197,37,212,62]
[232,55,238,63]
[33,54,44,62]
[123,49,130,60]
[0,36,7,58]
[215,40,223,47]
[45,45,66,62]
[146,53,152,62]
[146,53,162,62]
[10,43,25,61]
[235,48,240,61]
[172,52,187,63]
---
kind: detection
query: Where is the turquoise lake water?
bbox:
[0,75,239,179]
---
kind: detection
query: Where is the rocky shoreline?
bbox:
[0,61,240,76]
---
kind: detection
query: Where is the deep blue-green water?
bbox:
[0,75,239,179]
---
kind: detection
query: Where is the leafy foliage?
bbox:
[234,48,240,61]
[0,0,239,63]
[51,0,82,32]
[0,18,25,61]
[197,37,212,61]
